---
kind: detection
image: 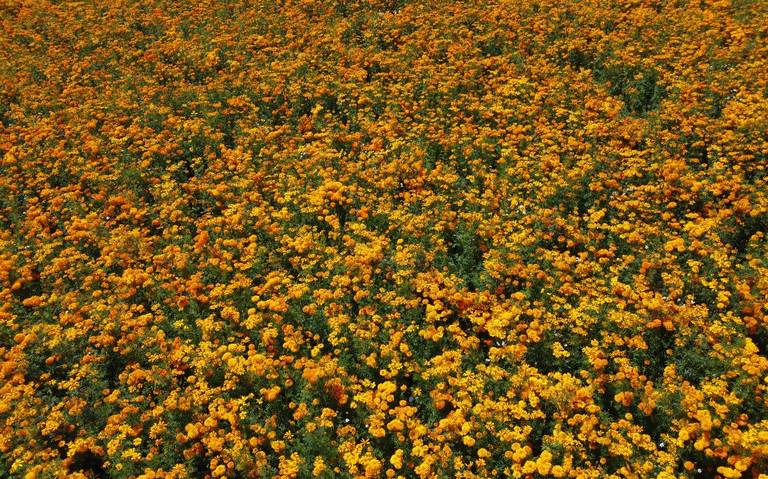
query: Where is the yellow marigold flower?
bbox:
[522,460,537,474]
[717,467,741,479]
[390,450,404,470]
[414,458,432,479]
[262,385,281,401]
[363,457,382,478]
[312,457,326,476]
[293,403,309,421]
[614,391,633,407]
[185,423,199,439]
[536,450,552,476]
[696,409,712,431]
[552,342,570,358]
[387,418,405,432]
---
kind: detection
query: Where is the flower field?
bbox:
[1,0,767,477]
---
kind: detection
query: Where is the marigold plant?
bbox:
[1,0,767,478]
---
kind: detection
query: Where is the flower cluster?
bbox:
[1,0,767,478]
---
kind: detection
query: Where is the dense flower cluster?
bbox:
[1,0,767,478]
